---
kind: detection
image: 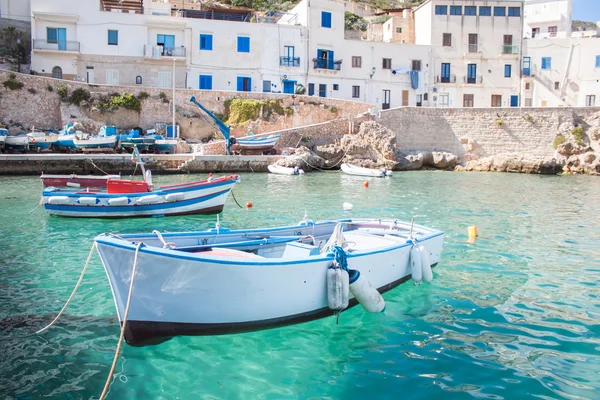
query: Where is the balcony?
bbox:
[280,56,300,67]
[436,74,456,84]
[143,45,186,59]
[463,75,483,84]
[313,59,342,71]
[465,44,482,54]
[501,45,519,55]
[33,39,80,53]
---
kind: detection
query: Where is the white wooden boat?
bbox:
[235,134,280,149]
[267,164,304,175]
[27,131,59,151]
[341,163,390,178]
[4,134,29,152]
[0,128,7,149]
[73,134,116,150]
[94,218,445,346]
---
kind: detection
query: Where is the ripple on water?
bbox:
[1,172,600,399]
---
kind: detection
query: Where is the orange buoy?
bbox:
[246,201,253,208]
[364,181,369,188]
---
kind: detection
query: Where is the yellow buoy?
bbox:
[467,225,478,243]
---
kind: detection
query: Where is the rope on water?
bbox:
[36,242,97,334]
[230,190,243,209]
[29,196,43,214]
[99,242,143,400]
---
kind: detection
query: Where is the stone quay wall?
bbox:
[379,107,600,160]
[0,70,372,139]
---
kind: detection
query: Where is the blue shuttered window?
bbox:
[200,34,213,50]
[541,57,552,70]
[504,65,512,77]
[108,30,118,45]
[321,11,332,28]
[199,75,212,90]
[237,77,251,92]
[479,7,491,16]
[596,55,600,68]
[494,7,506,16]
[508,7,521,17]
[465,6,476,16]
[435,5,447,15]
[450,6,461,15]
[237,36,250,53]
[47,28,57,43]
[308,83,314,96]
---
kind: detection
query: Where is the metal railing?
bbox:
[313,59,342,71]
[501,45,519,55]
[181,10,251,22]
[143,45,186,58]
[280,56,300,67]
[463,75,483,84]
[436,74,456,83]
[466,44,482,53]
[33,39,80,52]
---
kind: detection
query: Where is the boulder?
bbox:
[340,121,397,166]
[556,141,585,157]
[583,152,596,164]
[276,146,324,171]
[314,143,344,166]
[431,152,457,169]
[394,151,423,170]
[457,154,562,174]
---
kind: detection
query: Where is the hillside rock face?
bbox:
[455,154,564,174]
[275,146,325,171]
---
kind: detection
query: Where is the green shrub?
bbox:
[571,126,584,146]
[9,73,16,80]
[324,104,329,109]
[330,106,338,113]
[523,113,534,122]
[284,107,294,116]
[109,93,141,112]
[137,91,150,101]
[57,86,68,98]
[553,136,566,149]
[226,99,262,125]
[46,85,53,92]
[266,100,284,116]
[3,73,23,90]
[496,119,504,126]
[69,88,91,105]
[27,87,37,95]
[159,92,167,99]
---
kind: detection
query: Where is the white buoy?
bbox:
[410,245,422,285]
[419,245,433,283]
[343,202,353,211]
[327,267,349,310]
[348,269,385,313]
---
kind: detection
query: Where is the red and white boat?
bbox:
[41,174,120,188]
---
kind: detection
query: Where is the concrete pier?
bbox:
[0,153,283,175]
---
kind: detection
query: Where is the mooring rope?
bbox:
[86,159,111,176]
[29,196,43,214]
[297,147,349,172]
[99,242,143,400]
[36,242,97,334]
[152,230,176,249]
[230,190,243,209]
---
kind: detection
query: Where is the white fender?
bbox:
[108,197,129,206]
[410,245,422,285]
[77,197,98,205]
[47,196,70,205]
[137,194,160,204]
[340,269,349,310]
[419,245,433,283]
[165,192,185,202]
[348,269,385,313]
[327,268,343,310]
[66,182,81,188]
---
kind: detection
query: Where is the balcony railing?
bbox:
[466,44,482,54]
[280,56,300,67]
[143,45,186,58]
[33,39,80,52]
[501,45,519,55]
[313,59,342,71]
[436,74,456,84]
[464,75,483,84]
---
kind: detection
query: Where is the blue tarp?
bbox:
[410,71,419,90]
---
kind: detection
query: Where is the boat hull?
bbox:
[40,174,120,187]
[94,219,444,345]
[235,135,280,149]
[43,175,238,218]
[74,136,116,149]
[267,164,298,175]
[341,163,385,177]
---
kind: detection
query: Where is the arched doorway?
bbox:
[52,66,62,79]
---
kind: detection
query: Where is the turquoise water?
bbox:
[1,171,600,400]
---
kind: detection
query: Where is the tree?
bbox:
[345,12,368,31]
[0,27,30,72]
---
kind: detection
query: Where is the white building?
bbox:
[414,0,524,108]
[524,0,572,39]
[522,37,600,107]
[0,0,31,22]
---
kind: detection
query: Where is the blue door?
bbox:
[441,63,450,83]
[237,77,251,92]
[523,57,531,77]
[467,64,477,84]
[510,95,519,107]
[283,81,295,94]
[57,28,67,51]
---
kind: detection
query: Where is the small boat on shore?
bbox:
[267,164,304,175]
[73,133,116,150]
[40,173,120,188]
[4,133,29,152]
[0,128,7,152]
[341,163,392,178]
[235,134,280,149]
[27,131,59,152]
[94,218,444,346]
